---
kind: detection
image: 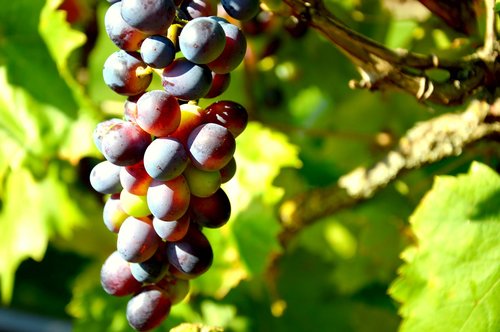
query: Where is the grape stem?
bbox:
[282,0,499,106]
[278,98,500,246]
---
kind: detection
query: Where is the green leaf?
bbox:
[389,162,500,332]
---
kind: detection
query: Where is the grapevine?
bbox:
[90,0,258,330]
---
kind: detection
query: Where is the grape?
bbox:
[157,276,190,304]
[123,93,143,123]
[143,138,188,181]
[219,157,236,183]
[117,216,160,263]
[126,286,172,331]
[221,0,260,21]
[100,121,152,166]
[121,0,176,35]
[103,50,152,96]
[153,213,190,241]
[187,123,236,171]
[179,17,226,64]
[166,225,213,279]
[180,0,217,20]
[162,58,212,100]
[100,251,142,297]
[103,193,128,233]
[89,160,122,194]
[136,90,181,137]
[183,163,221,197]
[130,246,169,283]
[203,100,248,137]
[190,188,231,228]
[168,103,204,146]
[93,118,123,153]
[204,72,230,99]
[105,2,147,51]
[147,176,191,221]
[207,21,247,74]
[140,35,176,69]
[120,188,150,217]
[120,161,152,196]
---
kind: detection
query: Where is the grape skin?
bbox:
[208,21,247,74]
[117,216,160,263]
[205,72,231,99]
[190,188,231,228]
[147,176,191,221]
[136,90,181,137]
[126,286,172,331]
[179,17,226,64]
[105,2,147,51]
[100,251,142,297]
[120,161,152,196]
[203,100,248,137]
[221,0,260,21]
[103,50,152,96]
[153,213,190,241]
[162,58,212,101]
[89,160,122,194]
[103,193,128,233]
[143,138,189,181]
[121,0,176,35]
[140,35,176,69]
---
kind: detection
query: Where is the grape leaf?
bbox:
[389,162,500,332]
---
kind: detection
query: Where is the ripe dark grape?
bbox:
[187,123,236,171]
[121,0,176,35]
[123,93,143,123]
[136,90,181,137]
[117,216,161,263]
[208,21,247,74]
[103,50,152,96]
[140,35,176,69]
[120,161,153,196]
[105,2,147,51]
[89,160,122,194]
[221,0,260,21]
[126,286,172,331]
[130,246,169,283]
[103,193,128,233]
[190,188,231,228]
[203,100,248,137]
[100,120,152,166]
[93,118,123,153]
[100,251,142,296]
[219,157,237,183]
[179,17,226,64]
[205,72,231,99]
[147,176,191,221]
[153,213,190,241]
[166,225,213,279]
[162,58,212,100]
[143,138,189,181]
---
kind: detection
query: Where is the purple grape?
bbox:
[100,121,152,166]
[100,251,142,297]
[103,50,152,96]
[105,2,148,51]
[221,0,260,21]
[179,17,226,64]
[180,0,217,19]
[143,138,188,181]
[120,161,152,196]
[219,157,237,183]
[190,188,231,228]
[208,21,247,74]
[126,286,172,331]
[121,0,176,35]
[166,225,213,279]
[117,216,161,263]
[136,90,181,137]
[93,118,123,153]
[162,58,212,100]
[153,213,190,241]
[89,160,122,194]
[187,123,236,171]
[147,176,191,221]
[140,35,176,69]
[203,100,248,137]
[129,246,169,283]
[204,72,231,99]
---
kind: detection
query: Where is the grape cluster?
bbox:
[92,0,257,330]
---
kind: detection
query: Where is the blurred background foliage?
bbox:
[0,0,499,331]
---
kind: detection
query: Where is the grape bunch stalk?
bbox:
[91,0,259,330]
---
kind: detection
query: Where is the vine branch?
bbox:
[282,0,498,105]
[278,99,500,246]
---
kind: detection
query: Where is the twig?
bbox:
[417,0,477,35]
[278,99,500,246]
